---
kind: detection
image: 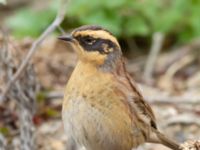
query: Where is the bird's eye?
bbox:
[84,37,96,45]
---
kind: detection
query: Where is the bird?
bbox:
[59,25,181,150]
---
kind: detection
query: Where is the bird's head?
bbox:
[59,25,122,70]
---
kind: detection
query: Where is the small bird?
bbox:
[59,25,180,150]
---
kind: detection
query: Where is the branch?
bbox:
[160,38,200,71]
[144,32,165,82]
[0,134,6,150]
[44,91,200,105]
[145,95,200,105]
[0,0,69,102]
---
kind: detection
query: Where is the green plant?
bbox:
[6,0,200,42]
[6,3,57,38]
[67,0,200,41]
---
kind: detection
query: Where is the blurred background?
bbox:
[0,0,200,150]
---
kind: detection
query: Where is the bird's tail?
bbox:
[148,129,181,150]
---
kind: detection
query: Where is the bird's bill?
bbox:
[58,34,81,55]
[58,35,74,42]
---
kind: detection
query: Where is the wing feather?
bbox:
[114,58,157,129]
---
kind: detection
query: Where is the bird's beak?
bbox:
[58,35,74,42]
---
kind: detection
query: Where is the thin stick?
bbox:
[0,134,6,150]
[44,91,200,105]
[57,25,67,35]
[0,0,69,102]
[145,95,200,105]
[144,32,164,81]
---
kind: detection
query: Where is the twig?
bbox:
[57,25,67,35]
[0,134,6,150]
[145,95,200,105]
[144,32,164,81]
[162,54,195,81]
[165,113,200,126]
[46,91,64,99]
[44,91,200,105]
[159,38,200,71]
[187,71,200,88]
[0,0,69,102]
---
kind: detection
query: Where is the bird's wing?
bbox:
[114,58,157,129]
[126,72,157,129]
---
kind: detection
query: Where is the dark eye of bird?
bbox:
[83,36,96,45]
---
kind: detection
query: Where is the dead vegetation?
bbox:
[0,0,200,149]
[0,30,200,149]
